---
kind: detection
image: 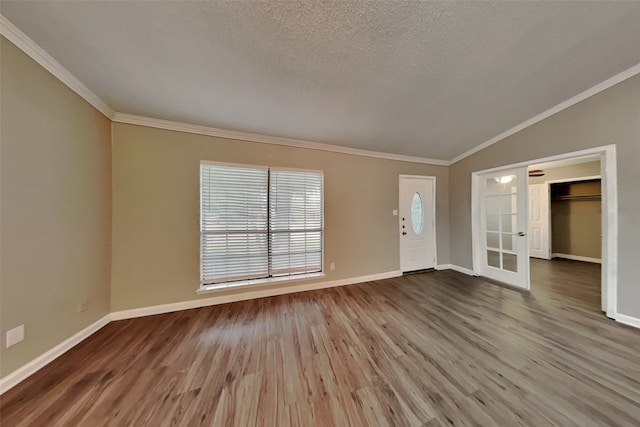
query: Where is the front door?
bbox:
[478,167,529,288]
[399,175,436,272]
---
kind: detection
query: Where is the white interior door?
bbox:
[479,167,529,289]
[528,183,550,259]
[399,176,436,272]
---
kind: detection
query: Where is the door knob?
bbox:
[402,232,407,235]
[518,232,526,237]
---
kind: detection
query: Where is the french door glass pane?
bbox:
[485,178,502,195]
[500,175,517,193]
[500,195,517,214]
[487,250,500,268]
[486,232,499,249]
[501,214,515,233]
[486,214,499,231]
[502,233,516,251]
[503,253,518,272]
[486,175,518,195]
[486,196,501,213]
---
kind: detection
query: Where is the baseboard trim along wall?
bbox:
[552,253,602,264]
[615,313,640,329]
[111,270,402,321]
[0,314,111,395]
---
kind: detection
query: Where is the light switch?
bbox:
[392,209,398,216]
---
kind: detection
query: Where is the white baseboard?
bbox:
[615,313,640,329]
[437,264,475,276]
[111,270,402,321]
[0,314,111,395]
[552,253,602,264]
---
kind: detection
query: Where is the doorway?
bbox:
[399,175,436,273]
[471,145,617,318]
[528,156,603,310]
[528,158,601,263]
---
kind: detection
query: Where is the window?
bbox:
[200,162,323,287]
[411,192,423,235]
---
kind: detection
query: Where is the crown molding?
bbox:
[112,112,450,165]
[450,61,640,165]
[0,14,115,119]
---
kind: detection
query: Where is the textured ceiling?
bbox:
[2,1,640,160]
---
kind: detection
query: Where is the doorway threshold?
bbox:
[402,268,436,275]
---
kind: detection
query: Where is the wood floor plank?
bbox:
[1,258,640,426]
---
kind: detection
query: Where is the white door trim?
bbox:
[471,144,617,318]
[398,175,437,271]
[545,175,601,184]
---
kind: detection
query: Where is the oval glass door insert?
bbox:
[411,192,424,235]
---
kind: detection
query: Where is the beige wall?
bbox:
[111,123,449,311]
[450,74,640,318]
[552,198,601,259]
[0,37,112,376]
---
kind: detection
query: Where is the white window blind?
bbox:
[269,169,323,276]
[200,163,323,286]
[200,164,269,284]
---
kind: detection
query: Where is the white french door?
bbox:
[399,175,436,272]
[478,167,529,289]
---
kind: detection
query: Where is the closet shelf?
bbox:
[552,194,601,201]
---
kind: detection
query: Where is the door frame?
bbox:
[471,144,617,318]
[398,175,437,272]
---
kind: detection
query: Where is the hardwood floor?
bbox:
[2,259,639,426]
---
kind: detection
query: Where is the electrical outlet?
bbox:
[6,325,24,348]
[330,262,335,271]
[77,298,88,313]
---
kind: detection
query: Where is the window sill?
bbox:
[196,272,326,295]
